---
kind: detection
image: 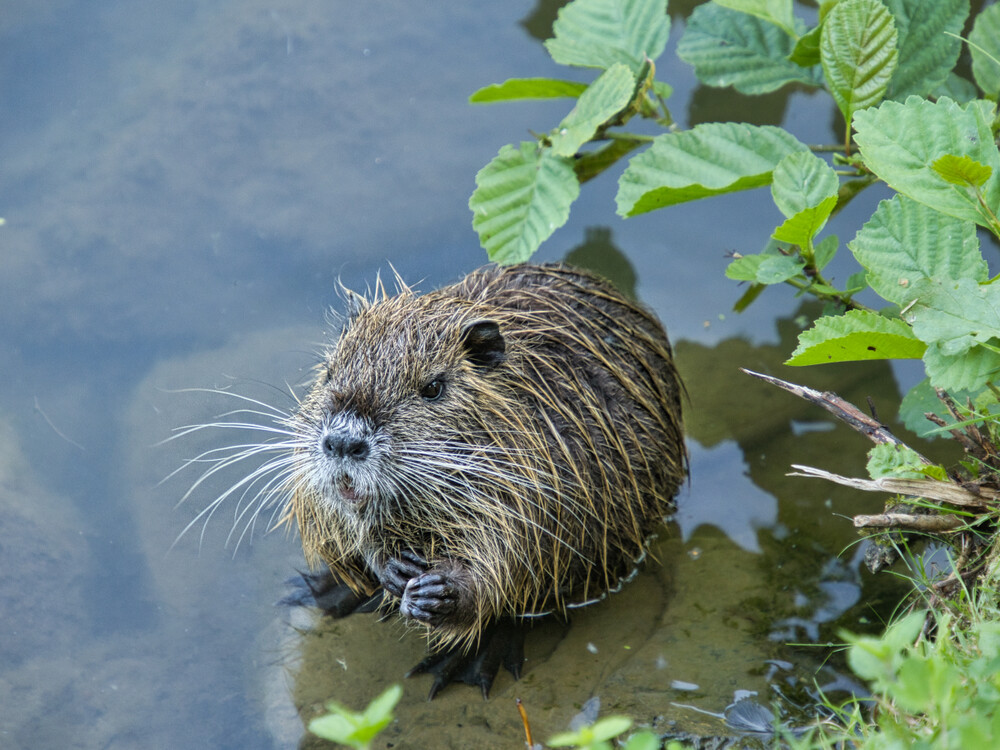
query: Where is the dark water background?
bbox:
[0,1,965,748]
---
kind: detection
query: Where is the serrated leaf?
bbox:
[544,0,670,72]
[677,3,821,95]
[848,194,985,306]
[725,239,805,284]
[550,64,635,157]
[932,154,993,188]
[616,123,807,216]
[882,0,968,101]
[770,151,839,245]
[904,277,1000,356]
[853,96,1000,229]
[771,151,840,218]
[470,142,580,265]
[899,378,947,437]
[786,309,924,365]
[714,0,797,38]
[821,0,899,126]
[773,195,838,246]
[867,442,928,480]
[969,4,1000,99]
[923,342,1000,391]
[469,78,588,103]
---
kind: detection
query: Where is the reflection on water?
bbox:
[0,2,941,749]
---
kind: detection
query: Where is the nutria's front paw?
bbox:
[400,572,459,627]
[374,550,427,598]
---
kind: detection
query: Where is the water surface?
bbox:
[0,2,934,748]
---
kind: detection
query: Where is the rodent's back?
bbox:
[290,263,685,646]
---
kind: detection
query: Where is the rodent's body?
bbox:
[289,264,685,647]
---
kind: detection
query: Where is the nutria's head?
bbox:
[295,289,509,523]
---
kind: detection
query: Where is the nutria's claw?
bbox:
[376,551,428,598]
[407,618,526,700]
[399,572,457,625]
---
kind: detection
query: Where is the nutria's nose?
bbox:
[321,431,370,461]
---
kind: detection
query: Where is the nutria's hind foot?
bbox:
[407,618,526,700]
[278,569,382,617]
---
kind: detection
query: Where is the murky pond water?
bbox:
[0,2,953,748]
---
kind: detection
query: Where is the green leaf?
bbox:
[786,309,925,365]
[853,96,1000,230]
[470,141,580,264]
[923,342,1000,391]
[677,3,821,95]
[771,151,840,218]
[903,276,1000,392]
[904,278,1000,356]
[848,194,985,306]
[881,0,968,101]
[617,123,807,217]
[726,238,806,284]
[932,72,979,103]
[770,151,839,246]
[550,64,635,157]
[749,254,804,284]
[789,23,823,67]
[549,716,633,747]
[773,196,837,246]
[469,78,589,103]
[813,233,838,270]
[362,684,403,726]
[867,442,928,480]
[899,378,947,437]
[821,0,899,127]
[932,154,993,188]
[545,0,670,72]
[969,3,1000,99]
[714,0,797,38]
[624,731,661,750]
[308,684,402,747]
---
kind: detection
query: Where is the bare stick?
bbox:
[854,513,965,532]
[740,369,926,459]
[790,465,999,508]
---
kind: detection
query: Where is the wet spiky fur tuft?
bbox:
[288,263,686,648]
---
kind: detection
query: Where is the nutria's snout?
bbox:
[288,262,687,650]
[321,431,371,462]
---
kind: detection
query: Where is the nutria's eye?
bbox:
[420,379,445,401]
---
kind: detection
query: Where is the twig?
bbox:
[789,465,999,509]
[740,369,927,459]
[854,513,965,532]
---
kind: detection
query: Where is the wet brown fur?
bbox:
[288,264,686,647]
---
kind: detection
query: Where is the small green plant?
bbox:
[789,601,1000,749]
[307,683,402,749]
[548,715,663,750]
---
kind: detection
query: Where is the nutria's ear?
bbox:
[337,280,371,320]
[460,319,506,371]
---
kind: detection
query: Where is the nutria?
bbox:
[283,263,686,692]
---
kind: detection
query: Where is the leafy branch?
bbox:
[469,0,1000,426]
